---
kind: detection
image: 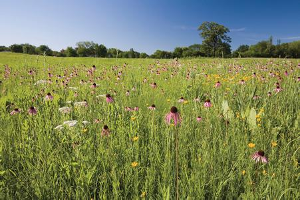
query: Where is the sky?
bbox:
[0,0,300,54]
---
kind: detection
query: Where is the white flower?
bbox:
[69,87,78,90]
[74,101,88,107]
[82,121,90,125]
[54,125,64,130]
[34,80,47,85]
[59,107,71,113]
[63,120,78,127]
[96,94,106,98]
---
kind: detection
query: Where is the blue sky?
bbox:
[0,0,300,54]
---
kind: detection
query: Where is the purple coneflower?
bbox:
[204,100,212,108]
[252,150,268,163]
[91,83,97,88]
[28,106,37,115]
[178,97,185,103]
[150,82,157,88]
[45,93,53,101]
[196,116,202,122]
[148,104,156,110]
[10,108,20,115]
[267,92,272,97]
[215,81,221,87]
[274,86,282,93]
[165,106,181,126]
[240,79,245,85]
[106,94,114,103]
[101,125,110,136]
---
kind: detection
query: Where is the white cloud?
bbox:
[230,27,246,32]
[281,36,300,40]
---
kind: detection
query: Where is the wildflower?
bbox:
[196,116,202,122]
[131,162,138,167]
[131,116,136,121]
[132,136,139,142]
[165,106,181,126]
[54,125,64,130]
[106,94,114,103]
[74,100,88,107]
[274,86,282,93]
[271,141,277,147]
[63,120,78,127]
[45,92,53,101]
[91,83,97,88]
[267,92,272,96]
[148,104,156,110]
[150,82,157,88]
[215,81,221,87]
[140,192,146,198]
[252,150,268,163]
[183,100,188,104]
[94,119,102,123]
[82,128,88,133]
[82,121,90,125]
[242,170,246,175]
[262,170,267,175]
[10,108,21,115]
[126,90,130,96]
[253,95,260,100]
[248,143,255,148]
[239,79,245,85]
[101,125,110,136]
[28,106,37,115]
[134,107,139,111]
[178,97,185,103]
[204,99,212,108]
[59,106,71,114]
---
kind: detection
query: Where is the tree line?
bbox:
[1,22,299,58]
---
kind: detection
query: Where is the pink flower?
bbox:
[126,90,130,96]
[91,83,97,88]
[204,100,212,108]
[165,106,181,126]
[267,92,272,97]
[239,80,245,85]
[45,93,53,101]
[28,106,37,115]
[10,108,21,115]
[94,118,102,123]
[215,81,221,87]
[274,86,282,93]
[252,150,268,163]
[106,94,114,103]
[148,104,156,110]
[134,107,139,111]
[178,97,185,103]
[194,97,200,102]
[101,125,110,136]
[150,82,157,88]
[196,116,202,122]
[284,71,288,76]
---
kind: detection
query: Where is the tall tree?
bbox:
[198,22,231,57]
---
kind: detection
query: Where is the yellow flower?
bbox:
[131,116,136,121]
[131,162,138,167]
[248,143,255,148]
[258,124,261,127]
[272,173,275,177]
[183,100,188,104]
[242,170,246,175]
[167,99,170,102]
[271,141,277,147]
[82,128,88,133]
[263,170,267,175]
[140,192,146,198]
[257,118,261,122]
[132,136,139,142]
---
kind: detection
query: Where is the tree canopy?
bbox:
[198,22,231,57]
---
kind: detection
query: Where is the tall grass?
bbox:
[0,52,299,199]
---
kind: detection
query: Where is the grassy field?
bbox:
[0,52,299,199]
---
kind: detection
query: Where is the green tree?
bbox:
[65,47,77,57]
[9,44,23,53]
[36,45,52,56]
[22,44,36,54]
[198,22,231,57]
[95,44,107,57]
